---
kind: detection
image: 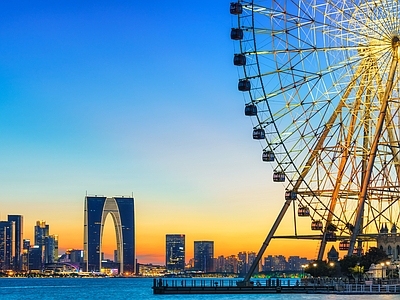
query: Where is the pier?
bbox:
[152,278,400,295]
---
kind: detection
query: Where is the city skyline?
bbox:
[1,2,324,265]
[1,188,343,266]
[3,212,393,277]
[0,210,315,275]
[0,211,318,273]
[0,207,345,269]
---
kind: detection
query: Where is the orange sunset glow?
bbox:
[12,178,336,266]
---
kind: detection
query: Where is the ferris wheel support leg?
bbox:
[317,235,327,261]
[373,60,400,184]
[347,42,399,256]
[240,199,292,284]
[318,65,370,261]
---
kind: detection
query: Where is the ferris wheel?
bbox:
[231,0,400,279]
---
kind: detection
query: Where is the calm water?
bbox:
[0,277,398,299]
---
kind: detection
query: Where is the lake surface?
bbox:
[0,277,398,299]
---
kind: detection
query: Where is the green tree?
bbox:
[349,264,364,282]
[339,255,360,277]
[338,247,389,278]
[359,247,389,271]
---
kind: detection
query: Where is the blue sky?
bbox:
[0,1,297,263]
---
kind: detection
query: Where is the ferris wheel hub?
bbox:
[390,36,400,58]
[392,36,400,46]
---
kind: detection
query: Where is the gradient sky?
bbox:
[0,1,323,265]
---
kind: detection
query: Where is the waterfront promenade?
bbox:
[152,277,400,295]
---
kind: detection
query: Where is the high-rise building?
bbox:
[225,255,238,273]
[28,245,42,271]
[69,249,84,265]
[165,234,185,272]
[34,220,49,247]
[237,251,247,275]
[215,255,225,273]
[247,251,261,272]
[0,215,24,271]
[34,221,58,269]
[34,220,49,266]
[58,249,84,270]
[194,241,214,272]
[264,255,287,271]
[84,195,135,274]
[0,221,13,270]
[287,256,309,271]
[44,235,58,264]
[21,239,30,271]
[8,215,23,271]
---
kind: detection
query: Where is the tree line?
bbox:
[305,247,392,279]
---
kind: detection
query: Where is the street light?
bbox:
[356,263,361,283]
[311,263,318,277]
[301,264,307,278]
[386,261,391,280]
[328,262,335,278]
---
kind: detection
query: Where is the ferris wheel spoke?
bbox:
[317,64,373,255]
[348,42,399,255]
[372,61,400,183]
[253,45,377,56]
[364,199,399,229]
[326,0,391,39]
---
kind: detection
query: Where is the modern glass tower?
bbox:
[194,241,214,273]
[34,221,49,248]
[34,220,49,268]
[44,235,58,264]
[8,215,23,271]
[84,196,135,274]
[0,221,12,271]
[166,234,185,272]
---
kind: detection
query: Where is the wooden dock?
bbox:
[152,278,400,295]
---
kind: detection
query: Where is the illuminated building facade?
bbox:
[34,220,49,267]
[21,239,31,271]
[263,255,287,271]
[69,249,84,265]
[237,251,247,275]
[165,234,185,272]
[8,215,23,271]
[248,251,261,272]
[44,235,59,264]
[138,263,166,276]
[0,216,24,271]
[287,256,309,271]
[194,241,214,272]
[29,245,42,271]
[0,221,12,270]
[84,196,135,274]
[34,220,49,247]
